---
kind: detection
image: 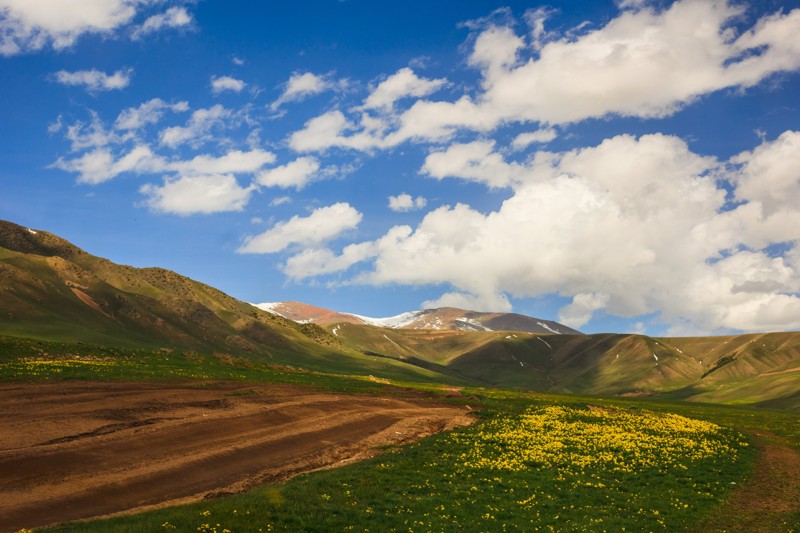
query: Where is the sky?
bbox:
[2,0,800,336]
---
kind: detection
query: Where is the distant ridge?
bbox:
[254,301,582,335]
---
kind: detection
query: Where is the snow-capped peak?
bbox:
[349,310,429,329]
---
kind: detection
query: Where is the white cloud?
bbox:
[422,291,511,313]
[362,67,446,111]
[238,203,362,254]
[159,104,231,148]
[283,242,377,280]
[256,157,320,190]
[52,145,158,184]
[131,6,191,39]
[476,1,800,124]
[422,140,530,189]
[114,98,189,130]
[65,112,129,151]
[730,130,800,217]
[288,1,800,152]
[340,132,800,333]
[388,193,426,212]
[170,149,276,176]
[270,196,292,207]
[54,145,274,185]
[524,6,557,51]
[0,0,136,55]
[512,128,557,150]
[211,75,246,95]
[468,25,523,82]
[140,174,254,215]
[289,110,382,152]
[558,293,610,328]
[270,72,334,111]
[53,68,132,91]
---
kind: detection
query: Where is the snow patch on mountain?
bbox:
[253,302,282,314]
[536,321,563,334]
[350,310,428,328]
[454,317,492,331]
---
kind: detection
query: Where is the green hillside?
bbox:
[0,221,449,383]
[326,322,800,410]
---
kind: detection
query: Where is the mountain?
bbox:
[0,220,450,381]
[254,301,581,335]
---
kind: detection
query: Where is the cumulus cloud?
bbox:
[140,174,254,215]
[0,0,136,55]
[361,67,446,111]
[283,242,377,280]
[0,1,195,54]
[289,110,382,152]
[159,104,231,148]
[114,98,189,130]
[53,68,132,92]
[337,132,800,333]
[256,157,320,189]
[730,130,800,217]
[388,193,426,212]
[211,75,246,95]
[131,6,191,39]
[238,202,362,254]
[558,293,610,329]
[270,72,336,111]
[289,1,800,152]
[422,140,529,189]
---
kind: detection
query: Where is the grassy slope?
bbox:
[328,323,800,410]
[0,222,452,385]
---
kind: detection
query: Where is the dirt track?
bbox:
[0,381,473,532]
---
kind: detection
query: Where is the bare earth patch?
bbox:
[0,381,473,532]
[702,431,800,532]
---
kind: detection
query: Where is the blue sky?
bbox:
[2,0,800,335]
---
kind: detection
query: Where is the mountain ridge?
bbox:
[254,301,581,335]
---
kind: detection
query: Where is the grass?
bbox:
[0,335,468,395]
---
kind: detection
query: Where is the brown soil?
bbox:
[0,381,473,532]
[702,432,800,532]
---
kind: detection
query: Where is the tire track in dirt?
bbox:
[0,382,473,532]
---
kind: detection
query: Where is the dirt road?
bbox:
[0,381,473,532]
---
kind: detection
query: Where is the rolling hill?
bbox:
[322,322,800,409]
[0,220,449,381]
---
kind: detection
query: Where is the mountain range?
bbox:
[1,219,798,410]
